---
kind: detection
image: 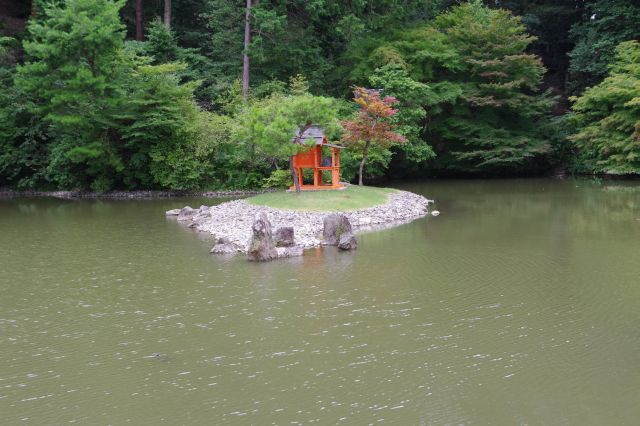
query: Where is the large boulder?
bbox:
[247,213,278,262]
[323,214,353,245]
[338,233,358,250]
[274,227,295,247]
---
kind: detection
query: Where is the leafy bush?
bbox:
[262,169,293,188]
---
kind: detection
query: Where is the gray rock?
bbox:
[198,205,209,213]
[165,208,181,216]
[210,237,240,254]
[323,214,353,245]
[276,245,304,258]
[358,216,372,225]
[192,212,210,223]
[274,227,295,247]
[177,206,196,221]
[338,233,358,250]
[247,213,278,262]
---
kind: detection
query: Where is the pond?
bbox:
[1,178,639,424]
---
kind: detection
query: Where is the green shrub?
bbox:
[261,169,293,188]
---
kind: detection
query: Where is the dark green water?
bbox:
[1,179,640,425]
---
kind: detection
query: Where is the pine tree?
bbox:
[16,0,129,189]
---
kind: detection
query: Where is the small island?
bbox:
[168,123,431,259]
[167,185,430,257]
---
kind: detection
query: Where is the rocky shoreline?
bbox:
[168,189,432,255]
[0,189,276,199]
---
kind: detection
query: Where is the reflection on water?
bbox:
[1,179,640,424]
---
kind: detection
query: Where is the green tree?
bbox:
[235,77,340,191]
[349,0,554,174]
[489,1,584,100]
[568,0,640,95]
[14,0,225,191]
[0,37,18,145]
[369,63,434,169]
[118,62,231,190]
[431,0,555,172]
[198,0,247,99]
[569,40,640,174]
[190,0,444,100]
[0,36,51,189]
[15,0,130,190]
[139,19,180,63]
[133,19,211,95]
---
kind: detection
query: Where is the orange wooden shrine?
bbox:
[290,125,345,191]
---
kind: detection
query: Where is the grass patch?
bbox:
[246,185,398,211]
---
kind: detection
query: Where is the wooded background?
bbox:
[1,0,639,191]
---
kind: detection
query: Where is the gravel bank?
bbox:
[170,189,431,253]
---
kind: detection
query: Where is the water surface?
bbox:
[1,179,639,424]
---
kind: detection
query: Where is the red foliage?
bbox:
[341,87,406,148]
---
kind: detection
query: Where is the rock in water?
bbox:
[338,233,358,250]
[274,227,295,247]
[247,213,278,262]
[165,209,181,216]
[146,352,170,362]
[177,206,195,221]
[323,214,353,245]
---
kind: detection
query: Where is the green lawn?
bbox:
[246,185,397,211]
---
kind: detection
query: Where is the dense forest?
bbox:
[1,0,639,191]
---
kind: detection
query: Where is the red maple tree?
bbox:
[341,87,406,185]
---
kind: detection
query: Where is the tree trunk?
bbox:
[164,0,171,29]
[289,156,300,193]
[242,0,252,99]
[135,0,144,41]
[358,141,370,186]
[31,0,37,17]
